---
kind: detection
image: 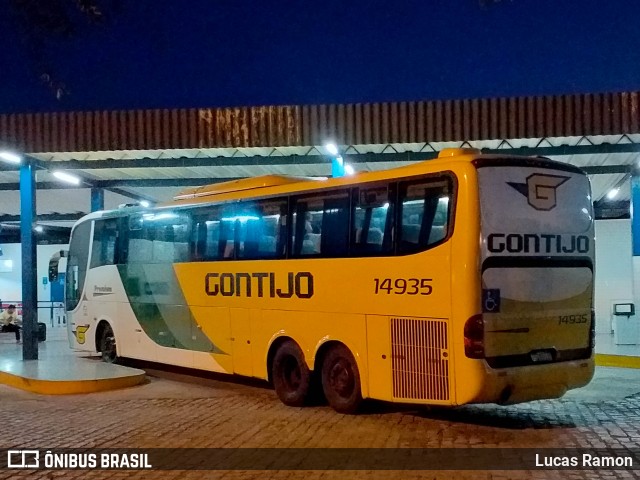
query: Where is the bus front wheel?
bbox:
[321,344,362,414]
[272,340,311,407]
[99,323,118,364]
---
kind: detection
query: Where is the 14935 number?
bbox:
[558,314,588,325]
[373,278,433,295]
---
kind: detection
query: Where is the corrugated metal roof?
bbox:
[1,92,640,153]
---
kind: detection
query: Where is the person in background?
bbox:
[0,305,21,343]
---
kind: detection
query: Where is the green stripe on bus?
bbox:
[117,264,226,354]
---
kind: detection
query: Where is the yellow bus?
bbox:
[54,148,595,413]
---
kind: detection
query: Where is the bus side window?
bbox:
[90,218,118,268]
[128,211,190,264]
[191,206,228,261]
[291,190,350,257]
[237,198,287,260]
[66,220,92,311]
[398,177,452,254]
[220,217,236,259]
[351,184,394,256]
[127,215,151,264]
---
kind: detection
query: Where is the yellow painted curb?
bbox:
[0,370,146,394]
[595,354,640,369]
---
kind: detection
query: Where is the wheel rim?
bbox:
[282,355,302,392]
[103,329,116,362]
[104,337,116,361]
[328,358,354,398]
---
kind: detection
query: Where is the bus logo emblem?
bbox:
[73,324,91,344]
[507,174,569,211]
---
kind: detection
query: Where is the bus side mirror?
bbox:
[48,250,68,283]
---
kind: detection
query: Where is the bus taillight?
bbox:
[464,314,484,359]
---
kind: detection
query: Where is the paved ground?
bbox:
[0,363,639,480]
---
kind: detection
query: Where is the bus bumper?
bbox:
[472,355,595,405]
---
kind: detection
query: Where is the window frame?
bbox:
[396,172,457,255]
[110,170,457,266]
[289,188,352,259]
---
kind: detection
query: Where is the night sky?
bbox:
[1,0,639,113]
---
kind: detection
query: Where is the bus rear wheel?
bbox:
[321,344,362,414]
[272,340,311,407]
[99,323,118,364]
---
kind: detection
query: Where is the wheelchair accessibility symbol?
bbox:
[482,289,501,313]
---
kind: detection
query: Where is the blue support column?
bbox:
[91,187,104,212]
[20,160,38,360]
[332,155,345,178]
[633,174,640,256]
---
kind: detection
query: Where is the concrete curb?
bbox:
[0,369,147,394]
[595,354,640,369]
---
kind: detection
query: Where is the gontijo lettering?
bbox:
[205,272,314,298]
[487,233,590,254]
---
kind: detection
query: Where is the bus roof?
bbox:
[72,149,585,226]
[173,174,316,201]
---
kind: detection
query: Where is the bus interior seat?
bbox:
[402,224,421,244]
[129,239,153,263]
[367,227,384,245]
[302,233,321,254]
[173,242,189,262]
[428,226,445,244]
[223,242,235,259]
[152,241,175,263]
[259,236,276,255]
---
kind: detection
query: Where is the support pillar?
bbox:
[91,187,104,212]
[331,155,345,178]
[20,160,38,360]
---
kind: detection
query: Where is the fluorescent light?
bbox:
[0,151,21,164]
[52,170,81,185]
[344,164,355,175]
[139,200,150,208]
[143,212,178,221]
[325,143,339,156]
[222,215,260,222]
[607,188,619,200]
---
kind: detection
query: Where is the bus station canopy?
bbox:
[0,90,638,226]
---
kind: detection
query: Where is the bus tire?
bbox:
[99,323,118,364]
[321,344,362,414]
[272,340,311,407]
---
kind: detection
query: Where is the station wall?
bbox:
[0,243,67,324]
[594,219,635,334]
